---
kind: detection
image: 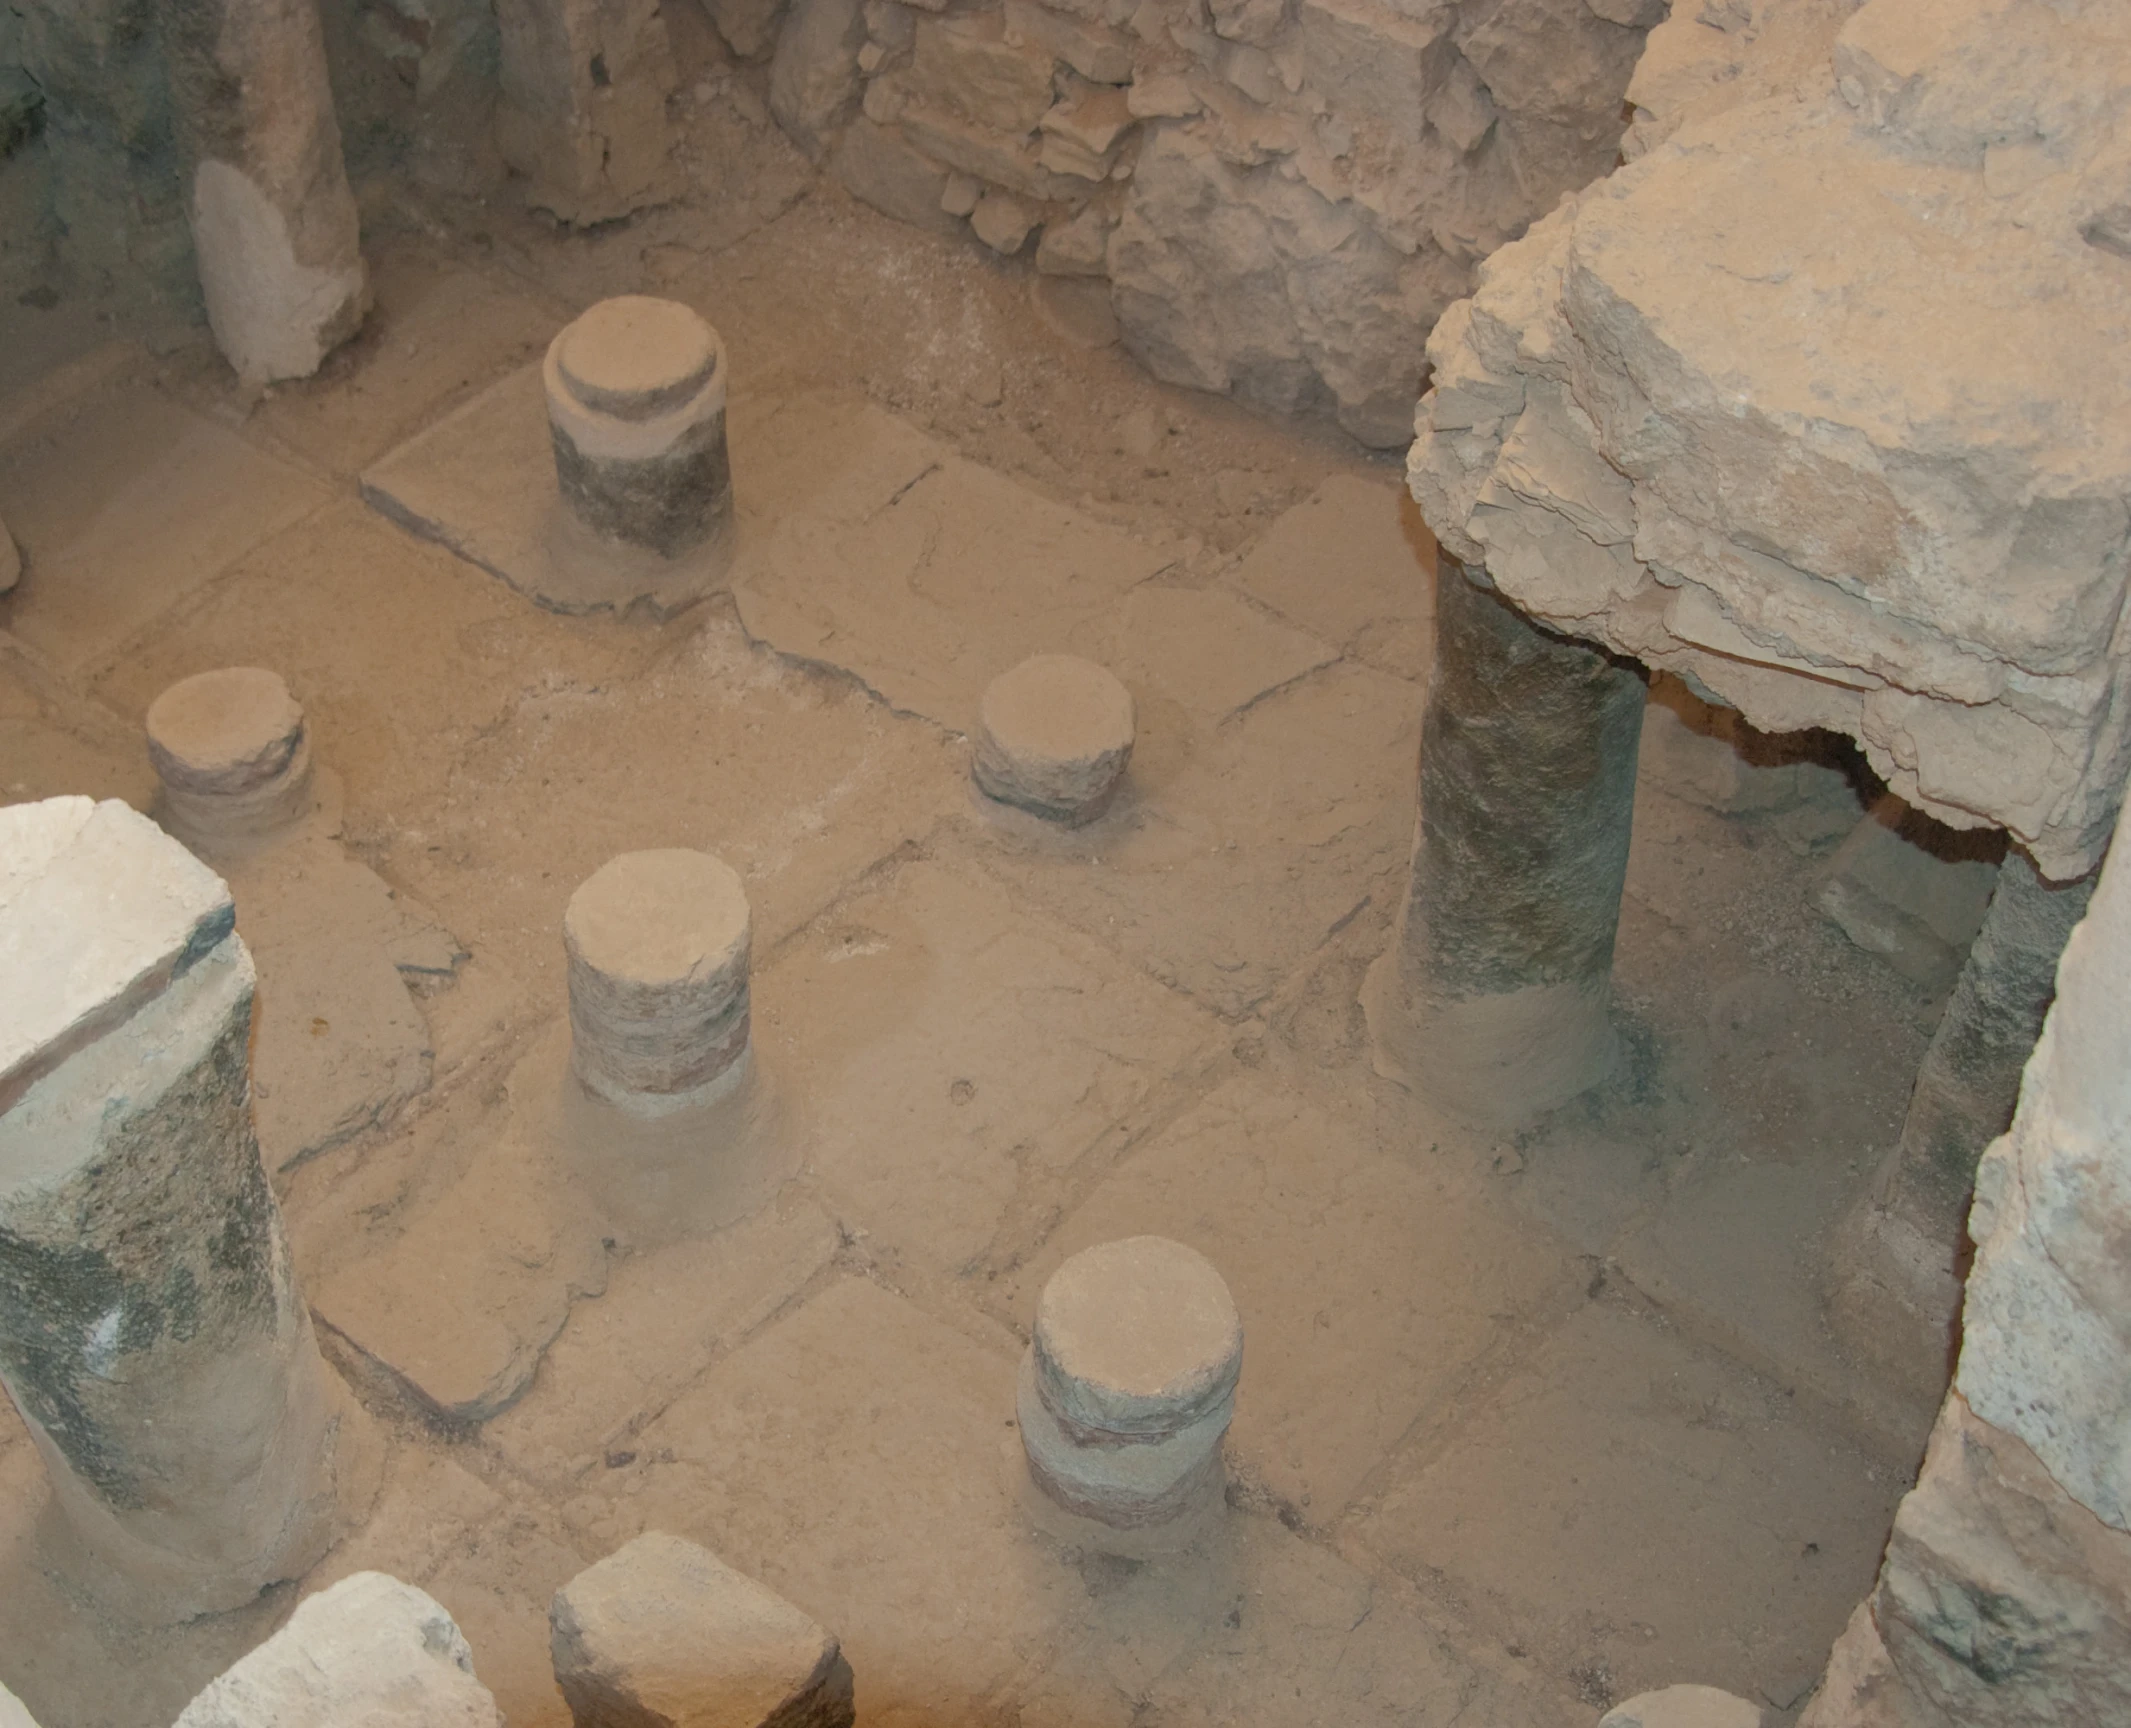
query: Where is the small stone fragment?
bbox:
[1019,1236,1242,1532]
[1598,1687,1763,1728]
[939,170,984,216]
[565,849,753,1110]
[175,1572,501,1728]
[145,667,315,851]
[972,654,1136,824]
[970,189,1035,253]
[545,297,734,559]
[551,1531,856,1728]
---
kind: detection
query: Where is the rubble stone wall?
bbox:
[785,0,1664,445]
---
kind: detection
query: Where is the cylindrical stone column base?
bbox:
[1018,1237,1241,1545]
[0,797,365,1622]
[973,655,1136,825]
[544,297,732,559]
[145,667,315,852]
[564,849,752,1114]
[1363,555,1646,1125]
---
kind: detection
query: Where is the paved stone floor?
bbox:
[0,142,1947,1728]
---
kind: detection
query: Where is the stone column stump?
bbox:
[545,297,734,560]
[145,667,315,852]
[0,797,363,1621]
[973,655,1136,825]
[1018,1236,1242,1548]
[564,848,753,1113]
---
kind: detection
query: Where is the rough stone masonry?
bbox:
[774,0,1665,444]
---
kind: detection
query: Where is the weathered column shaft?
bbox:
[156,0,367,384]
[0,798,354,1621]
[1828,852,2095,1400]
[1364,554,1646,1124]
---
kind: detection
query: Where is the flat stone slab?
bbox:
[727,393,1173,730]
[1229,474,1435,681]
[0,632,160,811]
[0,384,328,672]
[0,796,234,1111]
[361,365,731,619]
[1355,1301,1903,1710]
[756,856,1217,1276]
[1109,585,1336,723]
[229,832,460,1170]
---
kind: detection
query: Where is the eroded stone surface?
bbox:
[551,1531,856,1728]
[1407,0,2131,878]
[173,1572,501,1728]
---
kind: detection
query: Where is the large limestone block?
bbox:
[550,1532,856,1728]
[496,0,679,223]
[1959,793,2131,1532]
[175,1572,503,1728]
[1408,0,2131,878]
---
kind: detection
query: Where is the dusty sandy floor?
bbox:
[0,60,1953,1728]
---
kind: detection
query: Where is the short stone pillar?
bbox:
[155,0,368,383]
[545,297,734,559]
[1363,555,1647,1124]
[564,849,753,1112]
[1018,1236,1242,1542]
[0,797,356,1620]
[175,1572,502,1728]
[973,655,1136,825]
[145,667,314,852]
[551,1532,856,1728]
[1827,850,2095,1400]
[1598,1687,1763,1728]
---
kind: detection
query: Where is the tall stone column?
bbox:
[156,0,368,385]
[495,0,679,225]
[0,798,364,1621]
[1363,554,1647,1124]
[1828,851,2096,1400]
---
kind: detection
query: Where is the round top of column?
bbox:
[1033,1236,1242,1437]
[980,656,1135,775]
[144,668,305,795]
[564,849,750,989]
[553,297,721,421]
